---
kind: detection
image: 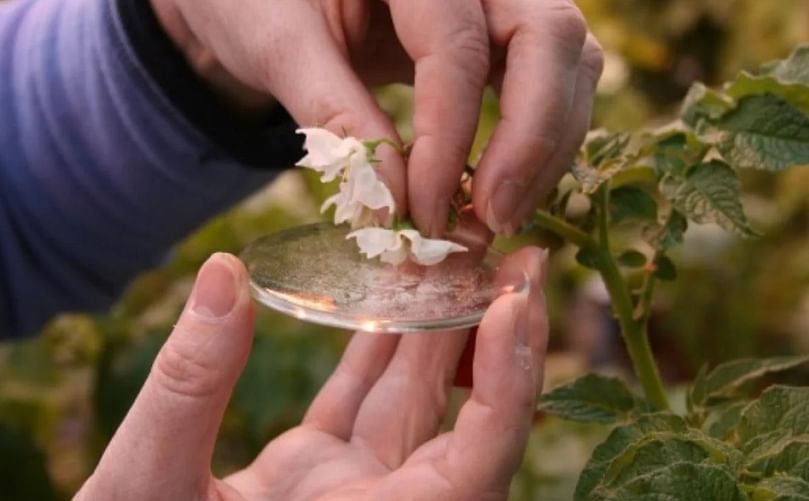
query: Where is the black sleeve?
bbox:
[116,0,303,168]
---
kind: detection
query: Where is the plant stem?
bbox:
[598,249,670,410]
[634,267,657,323]
[531,204,670,410]
[365,138,407,156]
[533,210,593,248]
[594,187,670,410]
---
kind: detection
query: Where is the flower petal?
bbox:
[296,129,365,182]
[350,163,396,213]
[296,128,343,166]
[380,246,409,265]
[398,230,468,266]
[347,228,402,259]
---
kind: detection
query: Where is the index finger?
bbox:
[447,247,549,492]
[387,0,490,236]
[473,0,588,234]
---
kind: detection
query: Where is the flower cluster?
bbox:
[296,128,467,266]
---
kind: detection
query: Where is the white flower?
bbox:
[297,127,460,266]
[398,230,469,265]
[321,161,396,228]
[347,228,468,266]
[296,128,366,182]
[346,227,408,264]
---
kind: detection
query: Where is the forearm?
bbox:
[0,0,300,338]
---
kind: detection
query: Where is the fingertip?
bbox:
[373,142,408,217]
[474,290,529,368]
[407,152,453,236]
[187,253,252,322]
[496,246,549,298]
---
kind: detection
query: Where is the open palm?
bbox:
[75,248,548,501]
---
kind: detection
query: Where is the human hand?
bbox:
[151,0,603,236]
[75,248,549,500]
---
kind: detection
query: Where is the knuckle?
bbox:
[446,24,491,78]
[152,336,220,399]
[537,1,588,59]
[551,2,588,43]
[580,35,605,83]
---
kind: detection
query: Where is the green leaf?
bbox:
[642,211,688,251]
[702,94,809,172]
[642,130,709,179]
[576,246,602,270]
[593,463,747,501]
[750,476,809,501]
[572,163,623,194]
[618,250,647,268]
[575,413,689,500]
[653,254,677,281]
[723,47,809,116]
[610,186,658,224]
[682,83,736,127]
[743,430,792,458]
[707,401,750,440]
[599,431,742,489]
[761,45,809,84]
[738,386,809,445]
[745,436,809,482]
[585,130,632,167]
[538,373,648,424]
[726,72,809,117]
[690,356,809,408]
[661,160,757,237]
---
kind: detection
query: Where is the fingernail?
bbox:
[513,293,532,370]
[190,254,238,318]
[487,180,524,234]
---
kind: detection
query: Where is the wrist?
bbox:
[148,0,275,117]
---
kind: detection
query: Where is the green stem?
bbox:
[594,188,670,410]
[599,252,669,410]
[533,210,593,248]
[365,138,407,157]
[532,204,670,410]
[634,260,657,323]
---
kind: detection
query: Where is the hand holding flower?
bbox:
[297,128,469,266]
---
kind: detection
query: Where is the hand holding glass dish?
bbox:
[241,128,526,333]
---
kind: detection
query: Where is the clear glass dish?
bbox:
[241,222,507,333]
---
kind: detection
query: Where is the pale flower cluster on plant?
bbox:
[296,128,467,266]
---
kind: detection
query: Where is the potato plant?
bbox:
[533,46,809,500]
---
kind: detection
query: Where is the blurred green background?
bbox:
[3,1,809,499]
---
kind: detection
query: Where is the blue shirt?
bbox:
[0,0,301,338]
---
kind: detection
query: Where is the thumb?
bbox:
[87,253,254,499]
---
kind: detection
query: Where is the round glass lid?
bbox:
[241,222,508,333]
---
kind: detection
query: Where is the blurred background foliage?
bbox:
[3,0,809,499]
